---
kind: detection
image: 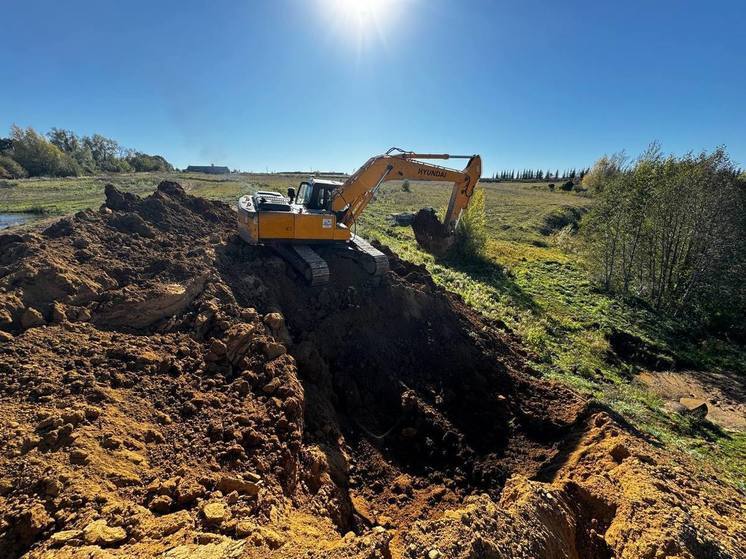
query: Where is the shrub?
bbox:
[539,206,587,235]
[10,125,79,177]
[560,180,574,191]
[548,183,555,191]
[582,153,626,193]
[127,153,172,172]
[401,180,411,192]
[452,188,487,259]
[100,159,132,173]
[0,155,27,179]
[583,144,746,327]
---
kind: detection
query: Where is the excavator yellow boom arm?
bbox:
[331,148,482,231]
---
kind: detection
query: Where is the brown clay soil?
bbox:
[0,182,743,558]
[638,371,746,432]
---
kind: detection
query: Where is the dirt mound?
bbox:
[0,182,743,558]
[411,209,453,255]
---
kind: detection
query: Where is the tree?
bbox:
[582,153,626,193]
[83,133,119,167]
[48,128,98,173]
[583,145,746,327]
[453,188,487,259]
[3,125,173,177]
[126,152,173,172]
[47,128,81,154]
[0,155,27,179]
[9,125,79,177]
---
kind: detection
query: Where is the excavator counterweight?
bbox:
[237,148,482,284]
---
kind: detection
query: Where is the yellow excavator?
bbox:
[237,148,482,285]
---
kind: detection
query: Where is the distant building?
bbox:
[185,164,230,175]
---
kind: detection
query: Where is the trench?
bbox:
[218,239,618,553]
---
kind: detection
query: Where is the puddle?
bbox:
[0,213,42,230]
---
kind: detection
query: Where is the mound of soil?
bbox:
[0,182,743,558]
[411,209,453,255]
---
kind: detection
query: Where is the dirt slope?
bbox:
[0,182,742,558]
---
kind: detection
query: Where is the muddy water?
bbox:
[0,213,41,230]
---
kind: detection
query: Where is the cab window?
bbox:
[307,184,336,211]
[296,182,312,206]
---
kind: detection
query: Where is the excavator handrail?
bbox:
[386,147,474,160]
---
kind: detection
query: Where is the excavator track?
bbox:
[271,243,330,286]
[332,234,390,278]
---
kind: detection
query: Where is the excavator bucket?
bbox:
[412,208,455,256]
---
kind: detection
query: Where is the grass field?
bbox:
[2,171,744,486]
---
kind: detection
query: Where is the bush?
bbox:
[548,183,555,191]
[10,125,79,177]
[100,159,132,173]
[582,153,626,193]
[559,180,574,191]
[0,155,27,179]
[127,152,173,172]
[401,180,411,192]
[583,144,746,327]
[452,188,487,259]
[539,206,587,235]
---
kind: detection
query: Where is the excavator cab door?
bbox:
[289,180,337,240]
[295,182,312,207]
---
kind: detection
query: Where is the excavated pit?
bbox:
[216,238,591,532]
[0,182,743,559]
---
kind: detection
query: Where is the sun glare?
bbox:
[319,0,404,54]
[336,0,387,21]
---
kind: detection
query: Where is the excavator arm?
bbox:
[331,148,482,234]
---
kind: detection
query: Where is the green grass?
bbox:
[2,173,744,485]
[0,171,306,215]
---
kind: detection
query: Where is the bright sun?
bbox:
[320,0,403,49]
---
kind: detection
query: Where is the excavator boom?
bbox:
[332,149,482,236]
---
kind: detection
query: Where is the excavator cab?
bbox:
[295,180,337,211]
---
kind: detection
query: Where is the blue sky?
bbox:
[2,0,745,174]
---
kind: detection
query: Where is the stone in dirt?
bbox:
[218,474,261,496]
[82,520,127,546]
[202,502,228,524]
[20,307,45,329]
[679,397,709,419]
[150,494,173,513]
[50,529,81,546]
[148,510,192,538]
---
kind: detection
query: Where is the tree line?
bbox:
[489,168,591,181]
[0,125,173,179]
[582,145,745,332]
